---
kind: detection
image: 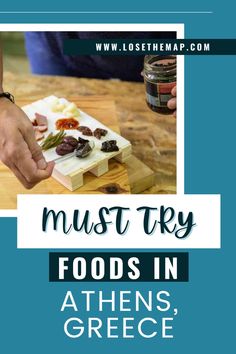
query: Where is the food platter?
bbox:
[22,96,132,191]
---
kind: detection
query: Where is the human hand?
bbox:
[167,86,177,117]
[0,98,54,189]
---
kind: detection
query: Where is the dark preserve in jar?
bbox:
[143,55,176,114]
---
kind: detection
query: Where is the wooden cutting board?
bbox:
[0,96,154,209]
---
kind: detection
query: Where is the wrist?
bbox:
[0,95,14,111]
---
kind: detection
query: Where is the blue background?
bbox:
[0,1,235,353]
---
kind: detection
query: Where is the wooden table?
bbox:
[2,72,176,194]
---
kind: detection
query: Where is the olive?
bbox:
[101,140,119,152]
[78,126,93,136]
[93,128,108,140]
[62,136,78,148]
[56,143,75,156]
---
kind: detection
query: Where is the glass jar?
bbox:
[143,55,176,114]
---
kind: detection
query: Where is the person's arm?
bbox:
[0,47,54,189]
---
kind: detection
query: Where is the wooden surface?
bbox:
[3,72,176,194]
[126,155,155,194]
[0,96,132,209]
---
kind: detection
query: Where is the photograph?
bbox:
[0,28,177,209]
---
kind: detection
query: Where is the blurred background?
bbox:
[1,32,29,74]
